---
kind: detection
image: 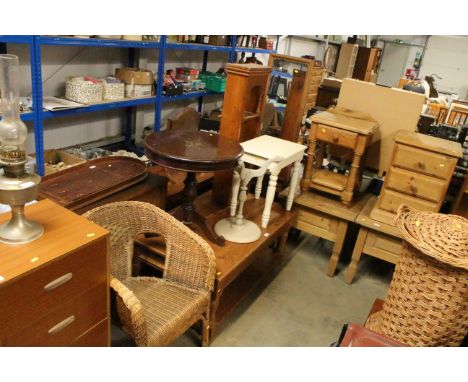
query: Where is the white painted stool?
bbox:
[214,156,281,243]
[238,135,306,228]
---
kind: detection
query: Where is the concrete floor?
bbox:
[112,233,394,347]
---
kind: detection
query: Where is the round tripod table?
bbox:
[145,130,243,246]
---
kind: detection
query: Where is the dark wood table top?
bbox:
[145,130,243,172]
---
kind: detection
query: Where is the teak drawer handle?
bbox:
[44,273,73,292]
[417,162,426,170]
[48,315,75,335]
[332,133,339,142]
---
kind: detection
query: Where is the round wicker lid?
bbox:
[395,205,468,270]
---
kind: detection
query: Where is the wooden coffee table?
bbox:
[145,130,243,245]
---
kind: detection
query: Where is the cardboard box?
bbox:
[32,149,86,175]
[115,68,154,85]
[337,78,425,175]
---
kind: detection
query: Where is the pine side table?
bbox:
[302,108,379,206]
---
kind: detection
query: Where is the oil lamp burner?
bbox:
[0,54,43,244]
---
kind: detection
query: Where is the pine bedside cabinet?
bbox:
[302,108,379,206]
[370,131,463,222]
[0,199,110,346]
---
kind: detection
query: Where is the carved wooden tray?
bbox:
[39,156,148,210]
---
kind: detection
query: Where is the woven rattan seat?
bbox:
[84,201,216,346]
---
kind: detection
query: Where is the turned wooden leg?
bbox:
[327,220,348,277]
[201,310,211,346]
[261,172,278,228]
[230,168,241,217]
[286,160,301,210]
[301,123,318,193]
[255,175,264,199]
[235,178,249,225]
[345,227,368,284]
[342,135,367,205]
[182,172,197,224]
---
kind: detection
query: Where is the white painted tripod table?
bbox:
[239,135,306,229]
[214,155,282,243]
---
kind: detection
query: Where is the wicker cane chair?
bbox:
[83,201,216,346]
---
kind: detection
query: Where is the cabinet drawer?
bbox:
[377,189,439,214]
[296,208,339,242]
[386,166,447,203]
[315,124,357,149]
[2,283,107,346]
[364,231,401,264]
[71,318,109,347]
[0,237,108,337]
[393,143,457,179]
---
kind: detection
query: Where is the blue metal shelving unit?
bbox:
[0,35,278,176]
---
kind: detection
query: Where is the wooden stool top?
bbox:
[145,130,243,172]
[293,190,370,222]
[310,107,379,135]
[356,195,401,238]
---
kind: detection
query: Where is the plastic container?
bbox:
[206,75,226,93]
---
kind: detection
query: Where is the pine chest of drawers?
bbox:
[371,131,463,222]
[0,199,109,346]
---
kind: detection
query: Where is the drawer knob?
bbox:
[44,273,73,292]
[417,162,426,170]
[321,128,326,133]
[409,185,418,194]
[332,133,339,142]
[48,315,75,335]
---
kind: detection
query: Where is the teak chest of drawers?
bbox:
[371,131,463,222]
[0,199,109,347]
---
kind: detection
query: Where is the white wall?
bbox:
[419,35,468,99]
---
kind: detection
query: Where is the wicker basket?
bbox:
[65,77,103,104]
[103,82,125,101]
[366,205,468,346]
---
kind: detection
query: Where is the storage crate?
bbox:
[32,149,86,175]
[65,77,103,104]
[206,75,226,93]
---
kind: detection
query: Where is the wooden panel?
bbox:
[311,170,348,191]
[337,78,425,175]
[356,195,401,237]
[71,319,109,347]
[386,166,447,203]
[0,238,107,337]
[363,231,401,264]
[2,283,107,346]
[393,143,458,179]
[335,43,358,79]
[291,190,369,222]
[316,123,358,149]
[394,131,462,158]
[377,188,439,214]
[297,207,338,232]
[311,109,378,135]
[281,70,307,142]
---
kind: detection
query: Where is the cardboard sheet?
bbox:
[337,79,425,175]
